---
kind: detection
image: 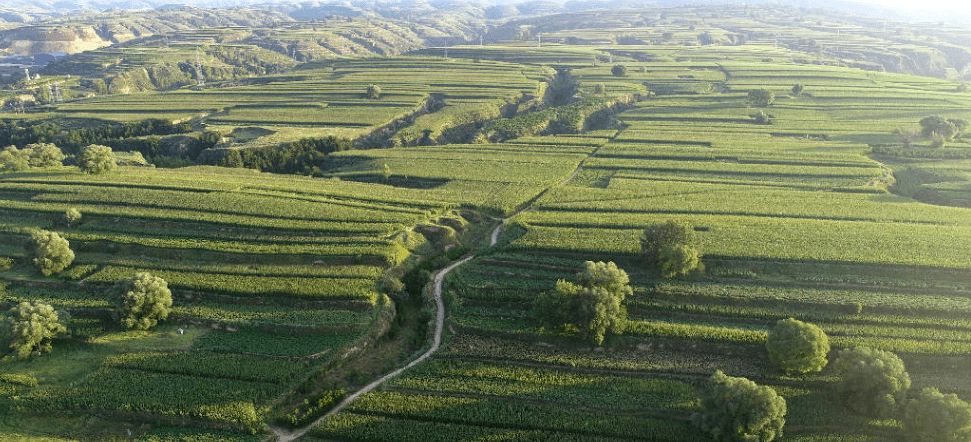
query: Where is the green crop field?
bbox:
[1,3,970,442]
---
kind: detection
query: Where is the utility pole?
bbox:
[444,35,448,59]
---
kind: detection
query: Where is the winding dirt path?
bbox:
[270,129,619,441]
[270,255,474,442]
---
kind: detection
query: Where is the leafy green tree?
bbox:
[366,84,381,99]
[748,88,775,107]
[791,84,804,96]
[0,145,30,172]
[0,301,67,359]
[26,230,74,276]
[594,83,606,94]
[833,346,911,417]
[766,318,830,375]
[641,220,703,278]
[77,144,116,174]
[534,261,631,345]
[115,272,173,330]
[64,208,81,228]
[26,142,65,167]
[903,387,971,442]
[611,64,627,77]
[692,371,787,442]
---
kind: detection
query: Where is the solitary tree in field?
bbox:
[115,272,173,330]
[77,144,116,174]
[0,145,30,172]
[693,371,787,442]
[641,220,703,278]
[26,229,74,276]
[748,88,775,107]
[833,346,910,417]
[26,143,65,167]
[594,83,606,95]
[903,387,971,442]
[611,64,627,77]
[791,84,804,96]
[0,301,67,359]
[534,261,631,345]
[766,318,830,375]
[366,84,381,99]
[64,208,81,228]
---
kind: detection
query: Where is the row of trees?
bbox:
[0,143,116,174]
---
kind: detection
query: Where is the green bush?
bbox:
[833,346,910,417]
[692,371,787,442]
[0,145,29,172]
[903,387,971,442]
[611,64,627,77]
[366,84,381,99]
[766,318,829,375]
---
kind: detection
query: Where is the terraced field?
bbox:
[2,5,971,442]
[304,45,971,442]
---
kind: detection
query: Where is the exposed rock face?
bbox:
[0,26,111,55]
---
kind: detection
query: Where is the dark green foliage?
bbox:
[0,301,67,359]
[216,136,352,175]
[766,318,829,375]
[611,64,627,77]
[276,388,345,428]
[692,371,786,442]
[594,83,606,94]
[77,144,116,174]
[791,84,804,95]
[0,118,191,154]
[748,88,775,107]
[534,261,631,345]
[641,220,703,278]
[199,130,222,149]
[26,229,74,276]
[903,387,971,442]
[115,272,173,330]
[920,116,965,146]
[833,346,910,417]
